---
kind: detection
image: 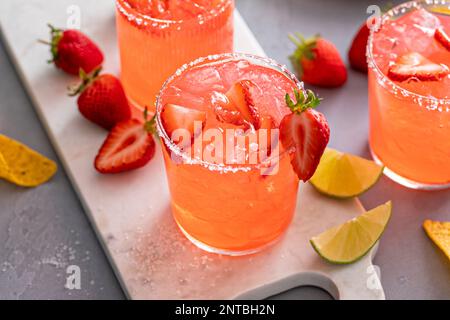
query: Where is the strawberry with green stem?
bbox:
[280,88,330,182]
[41,24,104,75]
[289,33,347,88]
[69,68,132,130]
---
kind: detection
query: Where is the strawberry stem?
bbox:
[37,39,51,45]
[68,67,102,97]
[285,89,322,114]
[288,33,320,77]
[143,107,157,135]
[46,24,63,63]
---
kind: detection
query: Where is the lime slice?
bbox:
[310,201,392,264]
[310,148,384,198]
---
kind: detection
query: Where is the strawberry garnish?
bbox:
[280,89,330,182]
[160,103,207,144]
[435,27,450,52]
[387,52,449,82]
[223,80,261,129]
[214,102,243,126]
[42,24,104,75]
[289,33,347,88]
[348,23,370,73]
[94,110,156,174]
[69,68,131,130]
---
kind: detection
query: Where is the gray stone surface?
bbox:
[0,0,449,300]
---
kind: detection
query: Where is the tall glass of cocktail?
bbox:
[115,0,234,112]
[368,0,450,189]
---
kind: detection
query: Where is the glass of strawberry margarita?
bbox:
[115,0,234,114]
[368,0,450,189]
[156,53,303,255]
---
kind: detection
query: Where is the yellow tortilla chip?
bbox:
[0,152,12,179]
[0,134,57,187]
[423,219,450,261]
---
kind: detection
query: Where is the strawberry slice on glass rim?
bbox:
[160,103,207,152]
[387,52,449,82]
[280,89,330,182]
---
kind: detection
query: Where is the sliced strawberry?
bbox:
[225,80,261,129]
[435,27,450,52]
[94,119,155,174]
[280,89,329,182]
[388,52,449,82]
[214,102,243,126]
[160,104,206,143]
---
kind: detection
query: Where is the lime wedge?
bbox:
[310,148,383,198]
[310,201,392,264]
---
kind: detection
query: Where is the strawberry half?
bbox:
[280,89,330,182]
[94,115,156,174]
[160,104,207,144]
[387,52,449,82]
[214,102,243,126]
[289,33,347,88]
[435,27,450,52]
[348,23,370,73]
[43,24,104,75]
[69,69,132,130]
[222,80,261,129]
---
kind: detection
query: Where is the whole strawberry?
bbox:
[289,33,347,88]
[44,24,104,75]
[69,68,131,130]
[348,23,370,73]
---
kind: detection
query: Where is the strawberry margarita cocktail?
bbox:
[156,53,329,255]
[368,1,450,189]
[115,0,234,112]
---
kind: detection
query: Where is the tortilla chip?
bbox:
[423,219,450,261]
[0,134,57,187]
